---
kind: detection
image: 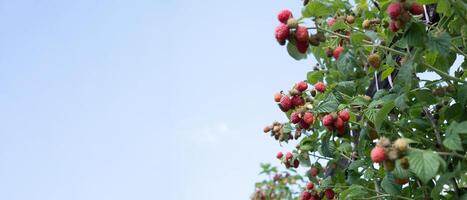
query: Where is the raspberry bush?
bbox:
[253,0,467,199]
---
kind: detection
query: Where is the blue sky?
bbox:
[0,0,312,199]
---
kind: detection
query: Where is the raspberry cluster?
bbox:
[277,151,300,169]
[371,137,410,179]
[387,1,424,32]
[274,10,328,54]
[300,186,335,200]
[321,110,350,136]
[263,121,293,142]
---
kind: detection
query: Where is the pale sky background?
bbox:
[0,0,310,200]
[0,1,462,200]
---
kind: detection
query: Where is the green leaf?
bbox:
[350,32,366,45]
[335,81,356,96]
[404,22,427,47]
[407,149,442,184]
[307,71,324,84]
[286,41,307,60]
[340,184,368,199]
[348,160,365,171]
[381,173,402,196]
[330,20,347,31]
[302,1,332,17]
[416,0,437,4]
[375,101,395,131]
[413,88,437,105]
[315,93,339,113]
[381,66,394,80]
[443,121,467,151]
[427,32,451,55]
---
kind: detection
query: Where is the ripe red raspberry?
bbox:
[333,46,344,60]
[296,40,309,54]
[279,95,292,112]
[310,194,320,200]
[314,82,326,93]
[301,191,312,200]
[291,96,304,107]
[295,26,309,43]
[322,114,334,126]
[410,3,424,15]
[310,167,318,176]
[334,117,344,129]
[303,112,314,124]
[327,18,336,27]
[278,9,293,23]
[293,159,300,168]
[387,3,402,19]
[337,126,346,136]
[286,152,293,161]
[299,120,310,129]
[276,152,283,159]
[275,24,290,44]
[389,20,399,32]
[291,112,301,124]
[274,92,283,102]
[306,182,314,190]
[338,110,350,122]
[296,81,308,92]
[371,146,386,163]
[324,189,335,199]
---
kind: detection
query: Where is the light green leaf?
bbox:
[381,67,394,80]
[375,101,395,131]
[350,32,366,45]
[330,20,348,31]
[340,184,368,199]
[307,71,324,84]
[302,1,332,17]
[407,149,442,184]
[416,0,437,4]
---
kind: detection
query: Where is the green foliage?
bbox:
[254,0,467,199]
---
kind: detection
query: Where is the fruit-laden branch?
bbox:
[309,26,467,84]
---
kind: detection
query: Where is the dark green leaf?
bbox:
[307,71,324,84]
[375,101,395,131]
[381,173,402,196]
[404,22,427,47]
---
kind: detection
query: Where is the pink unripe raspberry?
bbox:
[324,189,335,199]
[291,112,301,124]
[389,20,399,32]
[410,3,424,15]
[275,24,290,43]
[286,152,293,161]
[295,26,309,43]
[291,96,304,107]
[387,3,402,19]
[274,92,283,102]
[339,110,350,122]
[296,81,308,92]
[301,191,312,200]
[279,95,292,112]
[296,40,309,54]
[314,82,326,93]
[327,18,336,27]
[276,152,283,159]
[278,9,293,23]
[322,114,334,126]
[333,46,344,60]
[299,120,310,129]
[371,146,386,163]
[303,112,314,124]
[306,182,314,190]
